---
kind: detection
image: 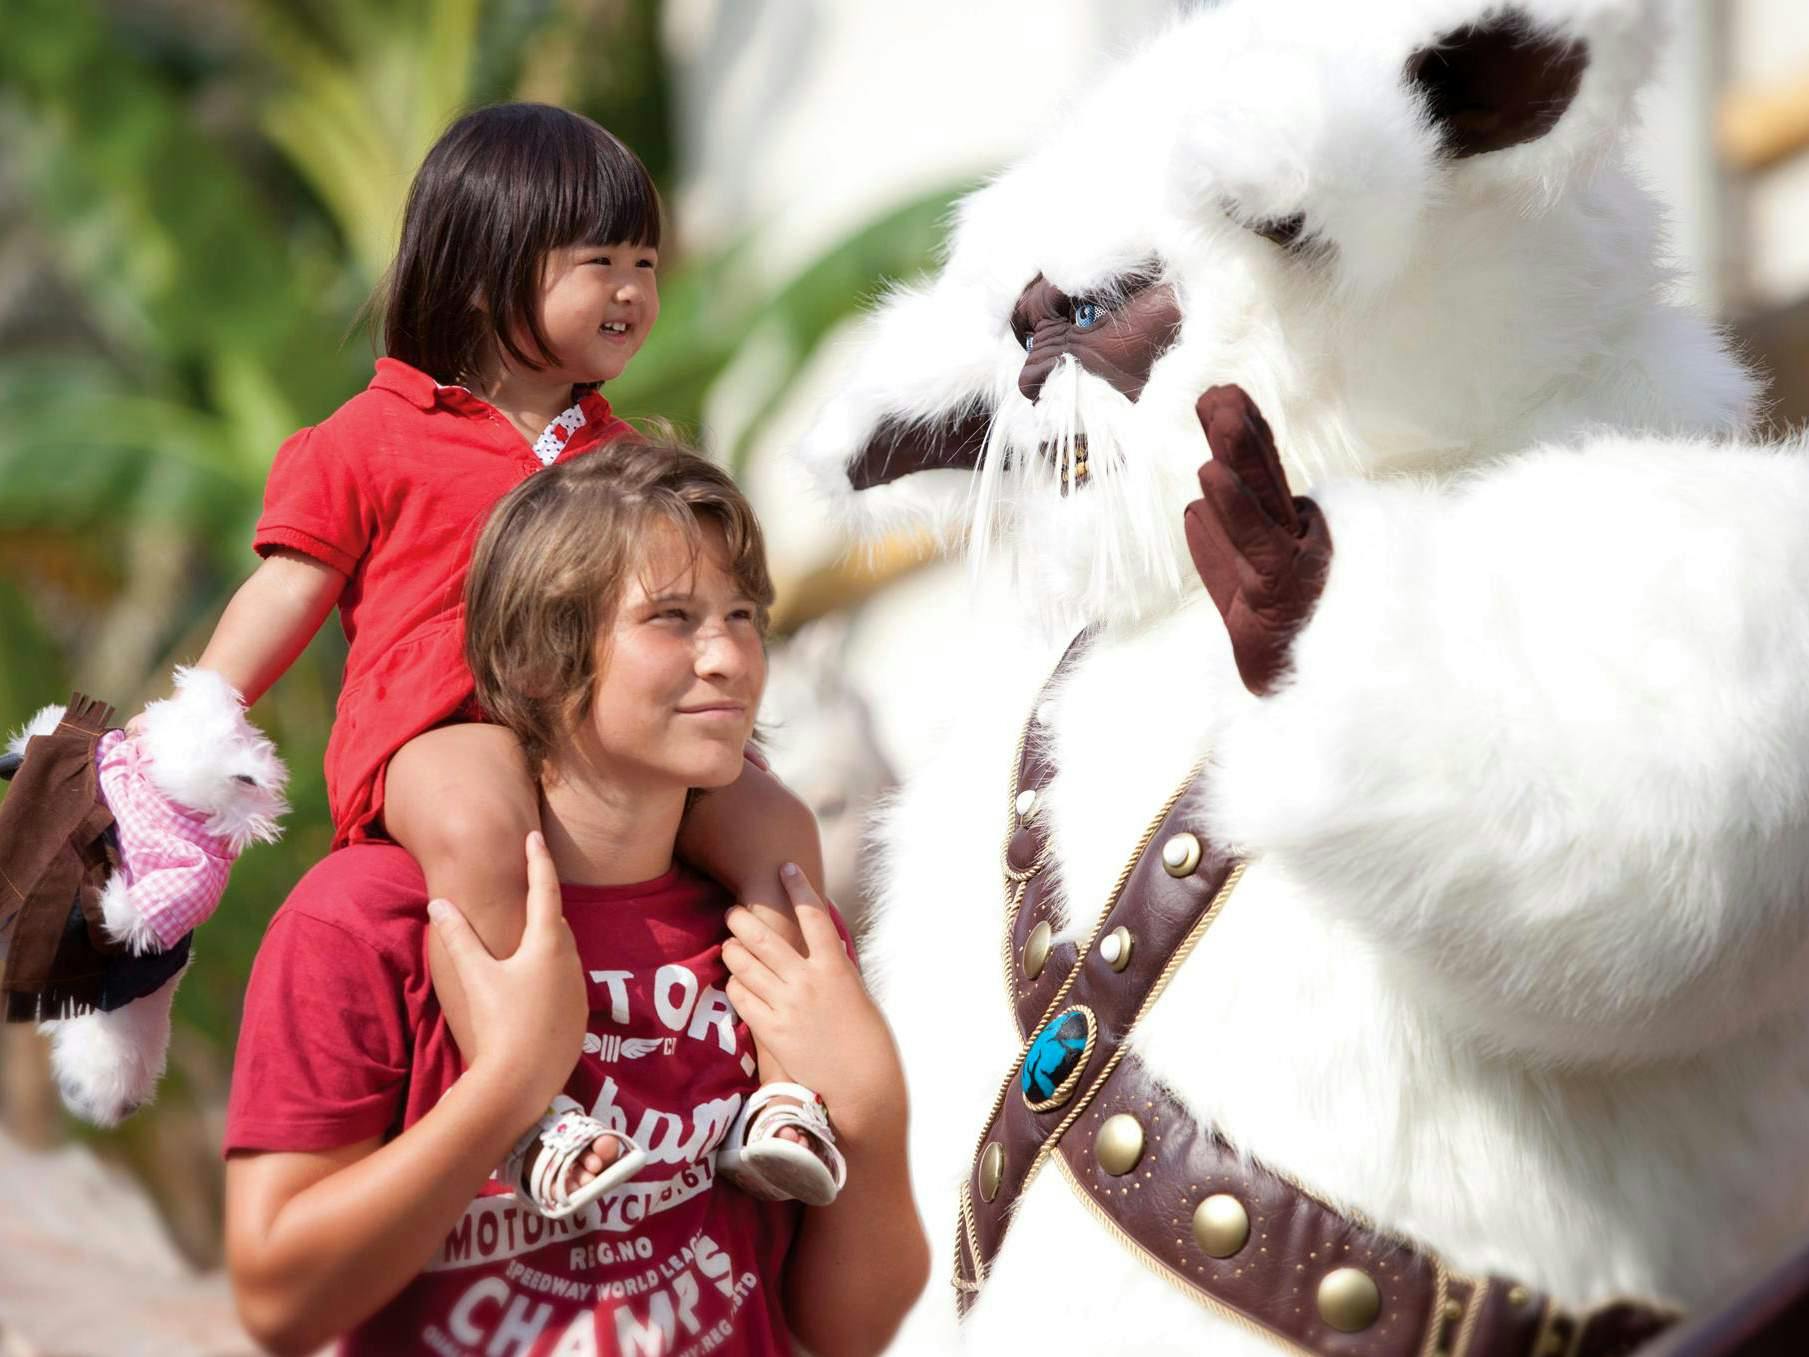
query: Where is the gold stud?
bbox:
[1099,925,1134,972]
[978,1142,1004,1203]
[1443,1299,1464,1323]
[1191,1194,1249,1258]
[1507,1285,1530,1308]
[1015,788,1039,819]
[1022,921,1052,980]
[1317,1268,1381,1332]
[1161,831,1202,878]
[1096,1114,1145,1175]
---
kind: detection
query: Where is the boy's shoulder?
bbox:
[274,843,428,960]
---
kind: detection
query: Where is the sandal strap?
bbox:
[741,1088,848,1192]
[743,1081,833,1129]
[509,1110,633,1212]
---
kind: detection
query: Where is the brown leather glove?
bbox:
[1184,385,1332,697]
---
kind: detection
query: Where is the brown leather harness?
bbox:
[952,642,1677,1357]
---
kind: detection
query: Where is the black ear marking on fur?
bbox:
[1406,12,1589,159]
[1251,214,1307,249]
[848,409,994,489]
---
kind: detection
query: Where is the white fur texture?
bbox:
[798,0,1809,1350]
[95,872,160,957]
[7,703,68,759]
[135,665,287,850]
[43,967,184,1129]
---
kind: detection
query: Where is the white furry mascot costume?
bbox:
[798,1,1809,1353]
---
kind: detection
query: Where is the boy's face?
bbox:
[572,518,764,790]
[535,239,660,384]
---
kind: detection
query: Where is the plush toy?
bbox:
[0,667,286,1125]
[800,1,1809,1353]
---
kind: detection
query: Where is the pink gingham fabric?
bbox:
[95,729,239,952]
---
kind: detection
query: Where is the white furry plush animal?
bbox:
[6,667,286,1126]
[798,1,1809,1351]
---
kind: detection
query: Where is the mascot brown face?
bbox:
[798,5,1679,632]
[846,270,1182,496]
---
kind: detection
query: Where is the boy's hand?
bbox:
[428,832,586,1118]
[722,865,905,1151]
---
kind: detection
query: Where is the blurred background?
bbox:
[1,1,1806,1352]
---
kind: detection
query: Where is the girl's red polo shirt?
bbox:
[254,358,632,845]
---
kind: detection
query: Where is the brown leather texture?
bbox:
[955,650,1678,1356]
[1011,272,1181,406]
[0,694,121,1020]
[847,408,995,490]
[1185,384,1332,698]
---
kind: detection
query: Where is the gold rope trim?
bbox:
[1415,1266,1453,1357]
[1449,1275,1488,1357]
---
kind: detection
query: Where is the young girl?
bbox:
[223,443,928,1355]
[180,103,840,1215]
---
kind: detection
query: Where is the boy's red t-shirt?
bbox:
[225,845,800,1357]
[252,358,633,847]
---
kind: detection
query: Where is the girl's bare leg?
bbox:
[387,726,622,1198]
[386,725,540,1062]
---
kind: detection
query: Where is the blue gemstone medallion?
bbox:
[1021,1005,1096,1111]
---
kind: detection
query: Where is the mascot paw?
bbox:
[1184,385,1332,697]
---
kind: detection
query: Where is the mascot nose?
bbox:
[1019,344,1060,405]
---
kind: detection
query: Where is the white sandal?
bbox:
[503,1109,647,1220]
[717,1081,847,1207]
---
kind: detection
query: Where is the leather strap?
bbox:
[953,649,1677,1357]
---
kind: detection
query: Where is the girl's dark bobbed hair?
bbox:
[381,102,661,385]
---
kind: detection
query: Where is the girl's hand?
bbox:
[722,866,905,1150]
[427,832,587,1120]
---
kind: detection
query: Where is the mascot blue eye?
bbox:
[1074,301,1103,330]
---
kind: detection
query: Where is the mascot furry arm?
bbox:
[1192,388,1809,1067]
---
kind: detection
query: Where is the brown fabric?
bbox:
[1405,14,1589,160]
[954,656,1678,1357]
[1012,273,1181,406]
[0,694,122,1020]
[847,409,994,490]
[1184,384,1332,697]
[1636,1231,1809,1357]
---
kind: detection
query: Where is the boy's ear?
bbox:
[1406,11,1589,160]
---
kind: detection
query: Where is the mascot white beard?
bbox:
[796,1,1809,1353]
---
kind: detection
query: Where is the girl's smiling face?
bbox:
[533,239,660,384]
[569,515,764,790]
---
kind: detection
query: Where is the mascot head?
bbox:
[800,0,1755,628]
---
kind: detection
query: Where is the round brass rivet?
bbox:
[1022,921,1052,980]
[1161,831,1202,878]
[1015,788,1039,819]
[1507,1285,1530,1308]
[1444,1299,1464,1323]
[978,1142,1004,1202]
[1100,925,1134,972]
[1096,1114,1145,1175]
[1191,1194,1249,1258]
[1317,1267,1381,1333]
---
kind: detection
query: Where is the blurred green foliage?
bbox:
[0,0,960,1259]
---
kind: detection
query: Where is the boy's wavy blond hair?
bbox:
[464,441,773,774]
